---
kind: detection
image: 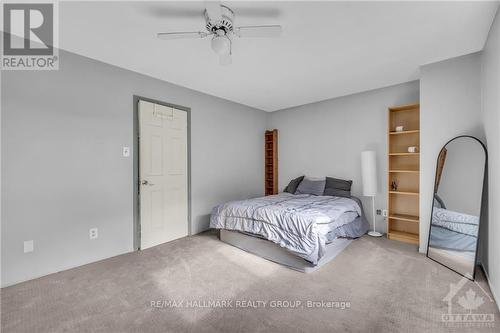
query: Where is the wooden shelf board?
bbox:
[389,152,420,156]
[388,230,419,244]
[389,191,419,196]
[389,130,420,135]
[389,214,419,223]
[389,170,419,173]
[388,103,420,112]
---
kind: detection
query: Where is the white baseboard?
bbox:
[1,248,134,288]
[481,263,500,312]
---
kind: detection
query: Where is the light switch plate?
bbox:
[382,209,388,217]
[122,146,130,157]
[24,240,34,253]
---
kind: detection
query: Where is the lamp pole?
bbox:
[368,196,382,237]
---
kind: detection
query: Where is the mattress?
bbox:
[432,207,479,236]
[325,212,367,243]
[317,211,358,239]
[210,193,368,264]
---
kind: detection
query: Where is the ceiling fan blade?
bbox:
[205,1,222,22]
[157,31,209,40]
[234,25,282,38]
[219,53,232,66]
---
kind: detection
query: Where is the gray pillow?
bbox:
[284,176,304,193]
[323,177,352,197]
[295,177,326,196]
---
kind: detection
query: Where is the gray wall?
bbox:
[267,82,420,234]
[481,7,500,306]
[420,53,483,253]
[1,50,266,287]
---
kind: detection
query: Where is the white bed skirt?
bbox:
[219,230,352,273]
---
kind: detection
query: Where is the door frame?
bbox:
[133,95,192,250]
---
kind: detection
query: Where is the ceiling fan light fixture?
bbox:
[211,35,230,55]
[157,2,282,64]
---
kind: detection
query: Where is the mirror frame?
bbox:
[426,135,487,280]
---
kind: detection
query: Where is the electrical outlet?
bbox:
[122,146,130,157]
[376,209,382,215]
[89,228,98,240]
[382,209,388,217]
[24,240,34,253]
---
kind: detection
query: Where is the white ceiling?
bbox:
[59,1,499,111]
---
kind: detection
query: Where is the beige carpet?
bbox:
[1,232,498,333]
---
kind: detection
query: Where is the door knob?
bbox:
[141,180,154,186]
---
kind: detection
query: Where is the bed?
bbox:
[210,192,368,272]
[429,207,479,252]
[427,206,479,276]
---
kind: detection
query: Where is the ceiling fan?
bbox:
[157,1,282,65]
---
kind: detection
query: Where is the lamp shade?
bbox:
[361,150,377,197]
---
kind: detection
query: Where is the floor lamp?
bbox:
[361,151,382,237]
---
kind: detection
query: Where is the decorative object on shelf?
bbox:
[361,150,382,237]
[407,146,418,153]
[427,136,487,280]
[395,125,405,132]
[391,179,398,191]
[264,129,278,195]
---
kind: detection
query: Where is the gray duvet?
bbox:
[210,193,368,264]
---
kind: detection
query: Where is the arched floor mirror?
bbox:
[426,135,487,280]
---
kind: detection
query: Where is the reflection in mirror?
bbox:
[427,136,486,280]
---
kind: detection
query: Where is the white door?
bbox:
[139,100,188,249]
